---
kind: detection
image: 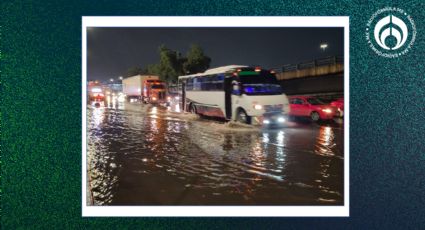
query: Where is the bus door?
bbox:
[181,81,186,112]
[224,77,232,119]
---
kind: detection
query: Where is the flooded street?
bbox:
[87,101,344,205]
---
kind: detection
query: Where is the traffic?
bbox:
[88,65,343,126]
[86,65,344,205]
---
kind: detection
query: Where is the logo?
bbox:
[366,7,416,58]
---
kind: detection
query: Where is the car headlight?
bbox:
[322,108,332,113]
[253,104,263,110]
[263,119,270,124]
[277,117,285,123]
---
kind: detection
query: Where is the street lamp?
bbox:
[320,43,328,51]
[110,78,114,82]
[119,76,123,80]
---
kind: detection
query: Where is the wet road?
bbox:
[87,101,344,205]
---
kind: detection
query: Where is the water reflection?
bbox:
[87,107,120,205]
[92,107,104,127]
[87,105,344,205]
[315,126,336,157]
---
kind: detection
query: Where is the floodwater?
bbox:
[87,101,344,205]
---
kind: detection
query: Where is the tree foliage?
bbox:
[126,44,211,83]
[183,44,211,75]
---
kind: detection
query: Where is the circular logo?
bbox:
[366,7,416,58]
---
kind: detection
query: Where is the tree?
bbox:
[154,45,186,83]
[183,44,211,74]
[128,44,211,83]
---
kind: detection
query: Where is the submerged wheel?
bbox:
[189,103,197,114]
[236,109,251,124]
[310,111,320,122]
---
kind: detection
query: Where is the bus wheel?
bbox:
[310,111,320,122]
[236,109,251,124]
[189,103,197,114]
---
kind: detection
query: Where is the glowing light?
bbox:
[320,43,328,50]
[175,104,181,113]
[263,119,270,124]
[91,88,102,93]
[253,104,263,110]
[277,117,285,123]
[151,106,157,114]
[174,96,180,100]
[277,131,284,146]
[322,108,332,113]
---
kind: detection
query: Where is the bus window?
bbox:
[238,71,282,95]
[193,77,202,91]
[186,78,194,91]
[151,85,165,89]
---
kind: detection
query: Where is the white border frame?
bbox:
[82,16,349,217]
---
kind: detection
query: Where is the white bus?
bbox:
[178,65,290,125]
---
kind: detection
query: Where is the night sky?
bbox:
[87,27,343,82]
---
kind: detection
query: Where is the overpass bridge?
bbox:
[275,56,344,99]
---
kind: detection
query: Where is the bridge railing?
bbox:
[281,56,343,72]
[277,56,344,80]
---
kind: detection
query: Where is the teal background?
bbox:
[2,0,424,228]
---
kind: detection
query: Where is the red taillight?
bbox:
[233,72,238,76]
[255,67,261,72]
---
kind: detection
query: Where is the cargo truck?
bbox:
[122,75,167,104]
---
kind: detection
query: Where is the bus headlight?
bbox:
[253,104,263,110]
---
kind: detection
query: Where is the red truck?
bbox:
[87,81,105,104]
[142,79,167,104]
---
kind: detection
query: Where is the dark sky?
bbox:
[87,27,343,81]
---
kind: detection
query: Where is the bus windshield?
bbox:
[238,71,282,95]
[151,84,165,89]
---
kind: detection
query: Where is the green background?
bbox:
[2,0,424,228]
